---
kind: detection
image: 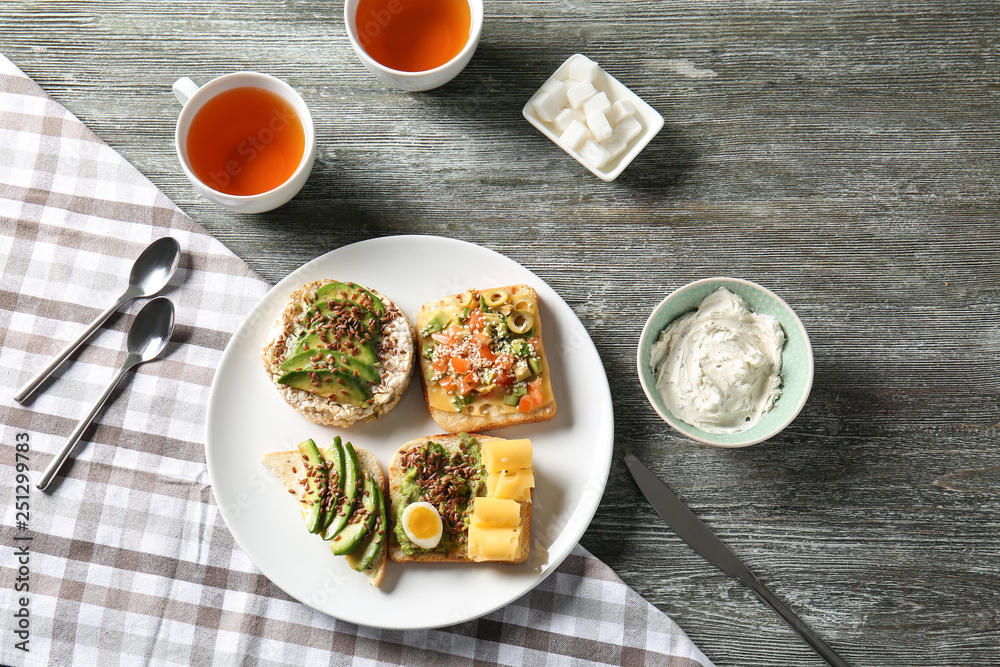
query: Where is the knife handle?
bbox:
[750,582,851,667]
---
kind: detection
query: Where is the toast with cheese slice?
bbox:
[416,285,556,433]
[261,438,387,587]
[388,433,533,564]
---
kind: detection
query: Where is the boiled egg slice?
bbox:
[401,501,443,549]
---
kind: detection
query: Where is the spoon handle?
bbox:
[35,362,133,491]
[13,294,133,403]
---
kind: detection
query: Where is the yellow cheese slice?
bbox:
[482,439,532,475]
[487,468,535,501]
[467,523,522,562]
[471,497,521,528]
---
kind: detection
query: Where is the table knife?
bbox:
[624,452,851,667]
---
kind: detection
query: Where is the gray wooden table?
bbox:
[4,1,998,665]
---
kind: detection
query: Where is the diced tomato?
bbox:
[519,379,544,413]
[450,357,471,374]
[438,376,457,391]
[494,369,513,387]
[459,373,477,395]
[432,356,450,373]
[467,310,485,332]
[431,332,453,344]
[478,344,496,363]
[472,332,490,346]
[528,336,541,351]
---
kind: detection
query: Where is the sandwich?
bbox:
[415,285,556,433]
[261,280,415,427]
[261,437,387,587]
[388,433,533,564]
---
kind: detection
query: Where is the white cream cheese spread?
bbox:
[650,287,785,434]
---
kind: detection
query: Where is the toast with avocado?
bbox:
[415,285,557,434]
[261,437,388,587]
[388,433,532,564]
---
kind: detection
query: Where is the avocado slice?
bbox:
[279,348,379,384]
[347,480,386,572]
[330,471,377,555]
[289,331,378,367]
[322,440,360,540]
[314,281,385,317]
[419,310,451,337]
[315,438,345,534]
[276,369,371,407]
[297,439,328,534]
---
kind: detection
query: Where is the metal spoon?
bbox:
[14,236,181,403]
[35,297,175,492]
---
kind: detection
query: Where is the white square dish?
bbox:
[523,54,664,182]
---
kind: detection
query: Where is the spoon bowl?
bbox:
[129,236,182,299]
[36,297,176,492]
[127,296,175,363]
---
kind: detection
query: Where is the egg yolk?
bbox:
[407,505,440,540]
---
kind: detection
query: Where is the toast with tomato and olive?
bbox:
[415,285,556,433]
[261,437,388,587]
[388,433,533,565]
[261,280,416,428]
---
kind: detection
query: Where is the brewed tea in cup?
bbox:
[173,72,315,213]
[345,0,483,91]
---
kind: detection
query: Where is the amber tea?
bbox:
[356,0,472,72]
[186,86,306,196]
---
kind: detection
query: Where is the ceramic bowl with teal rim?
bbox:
[637,277,814,447]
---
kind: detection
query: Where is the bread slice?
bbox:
[261,444,387,587]
[415,284,556,433]
[388,434,531,564]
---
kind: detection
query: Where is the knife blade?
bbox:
[624,452,851,667]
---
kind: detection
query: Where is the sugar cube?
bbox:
[568,56,601,83]
[559,119,592,151]
[583,91,611,117]
[530,92,562,123]
[579,139,611,169]
[586,106,613,142]
[553,107,585,132]
[540,78,568,108]
[615,115,643,143]
[608,98,636,126]
[566,81,597,109]
[601,133,628,159]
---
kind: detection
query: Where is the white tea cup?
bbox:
[344,0,484,92]
[172,72,315,214]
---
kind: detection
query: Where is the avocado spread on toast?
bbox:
[394,433,485,556]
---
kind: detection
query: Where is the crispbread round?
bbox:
[261,280,415,427]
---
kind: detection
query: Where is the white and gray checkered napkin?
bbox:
[0,54,713,667]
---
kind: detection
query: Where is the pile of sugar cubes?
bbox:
[529,56,645,170]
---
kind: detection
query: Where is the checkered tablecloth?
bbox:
[0,53,713,667]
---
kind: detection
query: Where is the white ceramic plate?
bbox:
[205,235,614,629]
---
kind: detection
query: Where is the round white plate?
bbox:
[205,235,614,629]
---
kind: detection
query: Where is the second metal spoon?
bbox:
[36,297,176,492]
[14,236,181,402]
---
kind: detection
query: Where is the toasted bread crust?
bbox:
[416,284,556,433]
[261,444,387,587]
[387,434,531,565]
[261,280,415,428]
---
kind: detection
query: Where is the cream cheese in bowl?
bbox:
[649,287,785,434]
